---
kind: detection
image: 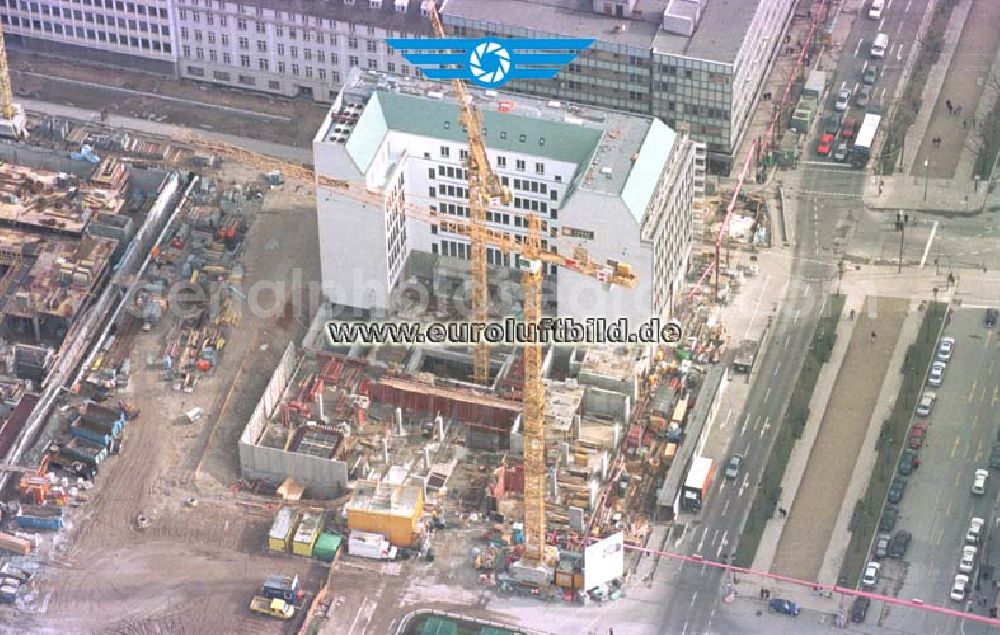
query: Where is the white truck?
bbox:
[348,530,397,560]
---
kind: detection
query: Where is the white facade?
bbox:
[314,71,696,327]
[1,0,175,73]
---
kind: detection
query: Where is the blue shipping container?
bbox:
[69,423,112,448]
[15,515,64,531]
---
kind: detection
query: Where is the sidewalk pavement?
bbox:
[902,0,975,178]
[817,301,924,586]
[751,292,858,574]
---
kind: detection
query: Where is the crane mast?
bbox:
[427,6,510,386]
[0,21,14,120]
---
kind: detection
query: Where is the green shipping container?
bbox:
[313,533,343,562]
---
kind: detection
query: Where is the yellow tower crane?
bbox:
[0,21,26,139]
[426,5,511,386]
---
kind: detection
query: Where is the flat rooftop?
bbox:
[346,480,423,517]
[326,69,673,218]
[0,159,128,235]
[442,0,759,63]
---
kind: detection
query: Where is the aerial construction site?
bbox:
[0,3,755,632]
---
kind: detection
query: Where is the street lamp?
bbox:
[923,158,930,202]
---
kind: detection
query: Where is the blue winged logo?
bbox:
[385,37,594,88]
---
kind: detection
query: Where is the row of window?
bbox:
[177,7,399,44]
[6,0,168,19]
[180,1,396,33]
[3,15,170,50]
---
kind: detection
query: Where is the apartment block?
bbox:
[313,69,699,326]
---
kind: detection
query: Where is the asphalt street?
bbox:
[878,308,1000,635]
[649,1,932,632]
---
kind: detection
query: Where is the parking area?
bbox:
[863,307,1000,632]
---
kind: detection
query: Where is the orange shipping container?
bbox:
[196,359,211,372]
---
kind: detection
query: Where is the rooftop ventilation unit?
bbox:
[661,0,704,37]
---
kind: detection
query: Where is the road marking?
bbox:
[879,18,885,31]
[697,528,707,552]
[794,308,801,323]
[952,435,961,459]
[969,380,977,402]
[753,414,762,431]
[744,274,772,339]
[682,620,689,635]
[975,438,983,462]
[784,334,791,348]
[920,221,939,267]
[954,469,962,487]
[877,86,886,102]
[982,386,989,402]
[773,361,781,376]
[905,0,912,11]
[719,480,727,494]
[741,415,750,436]
[711,528,719,546]
[855,38,865,58]
[348,596,370,635]
[972,413,980,433]
[887,0,894,10]
[936,527,944,546]
[760,417,772,439]
[764,387,772,402]
[717,530,729,558]
[994,385,999,406]
[690,591,699,607]
[946,499,954,516]
[721,498,731,517]
[896,43,903,61]
[739,473,750,497]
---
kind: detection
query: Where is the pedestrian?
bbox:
[956,105,963,116]
[946,99,953,114]
[963,118,967,129]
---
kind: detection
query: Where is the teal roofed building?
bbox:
[314,68,701,329]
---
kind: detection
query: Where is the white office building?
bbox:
[314,69,699,327]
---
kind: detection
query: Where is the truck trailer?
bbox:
[681,457,715,512]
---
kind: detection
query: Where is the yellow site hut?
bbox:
[345,480,424,547]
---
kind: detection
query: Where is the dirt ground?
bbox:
[770,297,908,581]
[8,51,327,147]
[19,163,324,633]
[912,0,1000,178]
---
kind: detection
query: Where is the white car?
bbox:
[835,89,852,111]
[937,336,955,361]
[928,361,946,387]
[862,561,881,588]
[951,574,970,601]
[916,391,936,417]
[972,469,989,496]
[959,546,978,573]
[967,518,985,544]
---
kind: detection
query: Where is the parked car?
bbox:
[834,142,850,162]
[966,518,985,544]
[769,598,801,616]
[937,336,955,361]
[835,88,852,111]
[959,546,978,573]
[928,361,946,387]
[887,476,907,504]
[880,506,899,532]
[916,391,936,417]
[862,561,881,588]
[864,65,879,85]
[841,116,858,139]
[908,422,928,449]
[972,469,989,496]
[986,308,998,329]
[817,132,835,156]
[888,530,911,558]
[724,454,744,480]
[898,448,918,476]
[951,574,970,601]
[874,532,891,559]
[990,444,1000,470]
[822,112,844,135]
[856,85,872,107]
[851,596,871,623]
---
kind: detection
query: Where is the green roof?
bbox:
[358,91,603,167]
[420,617,459,635]
[621,118,676,223]
[345,92,389,173]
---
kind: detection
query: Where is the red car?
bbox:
[909,422,928,449]
[817,132,835,156]
[841,117,858,139]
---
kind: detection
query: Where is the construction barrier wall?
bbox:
[582,386,631,422]
[238,342,348,498]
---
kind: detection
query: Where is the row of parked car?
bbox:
[950,518,986,602]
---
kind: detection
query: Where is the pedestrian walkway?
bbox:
[770,297,908,581]
[817,302,923,586]
[751,293,857,573]
[908,0,1000,180]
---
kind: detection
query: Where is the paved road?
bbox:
[649,1,933,632]
[879,308,1000,634]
